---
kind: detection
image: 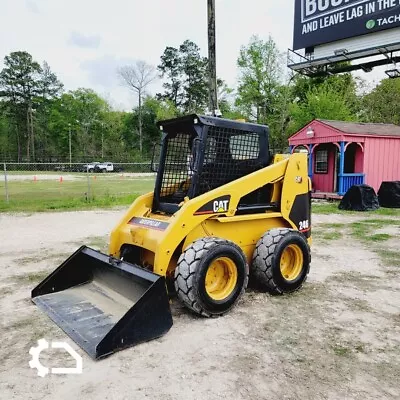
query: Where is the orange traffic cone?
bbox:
[33,175,37,182]
[59,176,63,183]
[93,175,97,180]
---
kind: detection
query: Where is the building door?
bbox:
[313,144,336,193]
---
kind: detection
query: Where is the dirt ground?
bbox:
[0,209,399,400]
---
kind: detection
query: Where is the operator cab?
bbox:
[154,114,272,215]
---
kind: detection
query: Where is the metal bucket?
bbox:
[32,246,173,359]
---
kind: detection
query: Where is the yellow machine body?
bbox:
[109,153,311,278]
[32,115,312,359]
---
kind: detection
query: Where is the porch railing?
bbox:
[339,173,365,195]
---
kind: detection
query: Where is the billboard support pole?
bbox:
[207,0,218,116]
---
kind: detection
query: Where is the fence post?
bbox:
[4,162,9,203]
[86,165,91,201]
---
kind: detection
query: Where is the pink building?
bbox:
[289,120,400,197]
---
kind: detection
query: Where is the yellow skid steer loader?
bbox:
[32,115,311,359]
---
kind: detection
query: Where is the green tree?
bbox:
[289,82,356,134]
[48,89,111,161]
[158,47,182,108]
[292,72,360,115]
[33,62,64,160]
[125,96,179,158]
[0,106,13,160]
[179,40,208,112]
[362,78,400,124]
[0,52,63,161]
[0,51,42,160]
[158,40,208,113]
[235,35,283,123]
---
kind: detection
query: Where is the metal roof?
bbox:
[318,120,400,137]
[157,114,269,135]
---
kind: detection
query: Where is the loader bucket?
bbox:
[31,246,173,359]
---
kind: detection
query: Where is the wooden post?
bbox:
[207,0,218,115]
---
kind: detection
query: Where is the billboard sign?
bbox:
[293,0,400,50]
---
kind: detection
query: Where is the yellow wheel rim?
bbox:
[280,244,304,281]
[205,257,238,301]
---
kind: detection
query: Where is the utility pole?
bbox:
[208,0,218,116]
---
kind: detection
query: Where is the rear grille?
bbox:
[159,125,265,205]
[196,126,263,196]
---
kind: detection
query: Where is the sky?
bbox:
[0,0,390,110]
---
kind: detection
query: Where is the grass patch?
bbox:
[17,255,43,265]
[368,234,392,242]
[330,341,367,356]
[321,231,343,241]
[323,223,345,229]
[3,316,37,331]
[327,325,367,357]
[313,202,400,217]
[331,344,352,357]
[0,193,141,212]
[0,175,153,212]
[350,221,394,242]
[327,271,380,291]
[375,249,400,266]
[11,270,50,284]
[345,298,373,313]
[358,219,400,228]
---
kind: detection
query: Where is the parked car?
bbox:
[94,162,114,173]
[82,162,101,172]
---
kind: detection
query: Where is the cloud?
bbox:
[81,55,128,88]
[25,0,40,14]
[80,55,162,110]
[80,55,137,110]
[68,31,101,49]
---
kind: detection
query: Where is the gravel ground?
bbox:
[0,210,399,400]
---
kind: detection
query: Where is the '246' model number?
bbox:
[299,220,310,231]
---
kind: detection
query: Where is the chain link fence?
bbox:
[1,162,155,210]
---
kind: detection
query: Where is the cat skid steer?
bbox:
[32,115,311,359]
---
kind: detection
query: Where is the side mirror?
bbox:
[151,143,162,172]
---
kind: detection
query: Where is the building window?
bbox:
[315,150,328,174]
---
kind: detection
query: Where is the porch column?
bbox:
[308,144,313,178]
[338,141,345,195]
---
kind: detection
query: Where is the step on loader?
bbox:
[32,114,312,359]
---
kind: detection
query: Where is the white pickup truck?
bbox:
[83,162,114,173]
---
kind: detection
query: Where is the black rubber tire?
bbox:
[174,237,249,317]
[252,228,310,295]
